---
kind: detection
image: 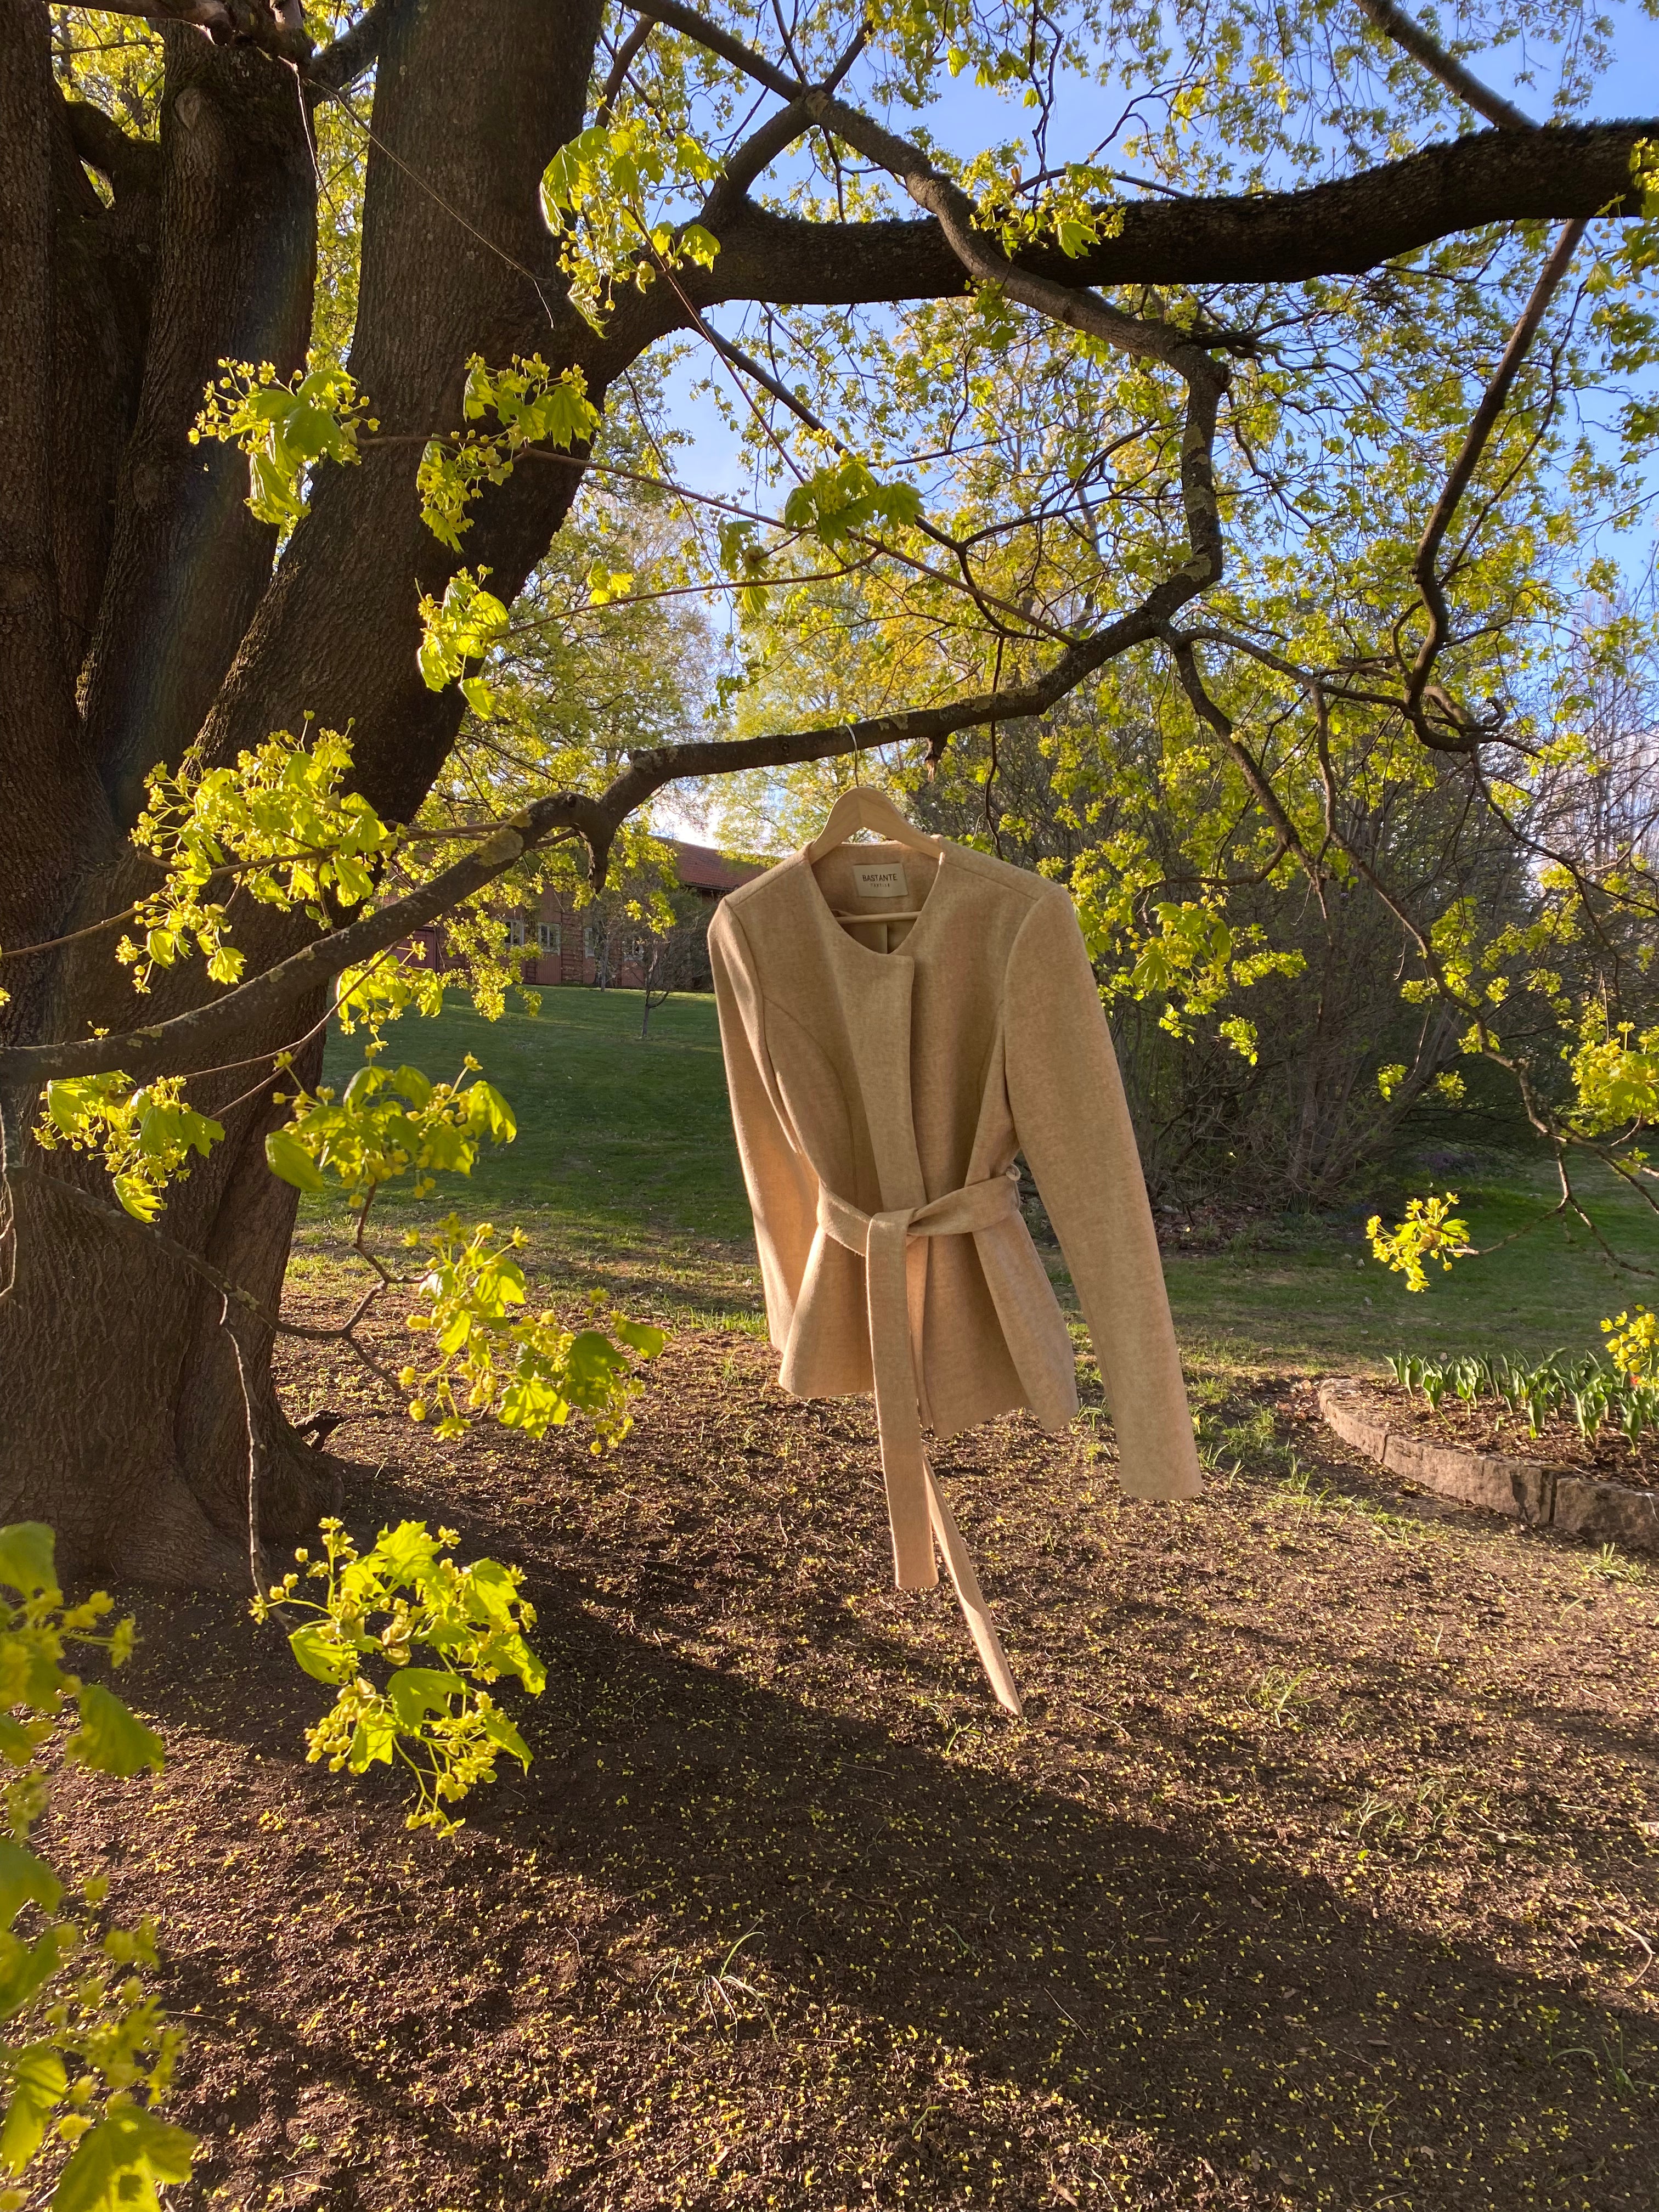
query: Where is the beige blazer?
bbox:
[708,833,1202,1609]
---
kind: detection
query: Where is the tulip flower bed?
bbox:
[1376,1347,1659,1489]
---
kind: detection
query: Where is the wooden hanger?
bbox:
[807,786,943,927]
[806,784,943,864]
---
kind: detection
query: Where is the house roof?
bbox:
[668,839,766,893]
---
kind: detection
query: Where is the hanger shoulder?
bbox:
[806,783,943,861]
[803,787,864,860]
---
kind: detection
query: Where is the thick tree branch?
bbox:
[637,0,1641,326]
[626,0,802,100]
[804,91,1216,381]
[61,95,161,196]
[54,0,311,60]
[693,19,865,219]
[57,0,228,25]
[600,558,1220,865]
[3,535,1233,1090]
[701,121,1646,307]
[698,319,830,433]
[702,97,814,219]
[309,0,403,96]
[0,802,591,1087]
[596,15,656,119]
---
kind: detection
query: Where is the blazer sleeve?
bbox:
[1003,890,1203,1500]
[707,900,821,1351]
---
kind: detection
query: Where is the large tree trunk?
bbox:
[82,24,315,831]
[0,0,607,1581]
[0,0,328,1581]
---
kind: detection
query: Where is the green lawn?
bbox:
[298,989,763,1327]
[301,987,1659,1372]
[1164,1164,1659,1372]
[320,986,751,1239]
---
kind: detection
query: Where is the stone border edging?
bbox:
[1317,1382,1659,1557]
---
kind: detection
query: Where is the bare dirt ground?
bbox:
[49,1304,1659,2211]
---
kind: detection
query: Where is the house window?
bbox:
[538,922,558,953]
[508,917,527,949]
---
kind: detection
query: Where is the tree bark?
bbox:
[0,3,116,989]
[0,1028,332,1588]
[80,27,317,830]
[200,0,606,819]
[49,98,157,684]
[0,1,323,1582]
[700,120,1647,306]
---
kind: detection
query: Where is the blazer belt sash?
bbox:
[817,1166,1024,1716]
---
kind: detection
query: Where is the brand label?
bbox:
[852,861,908,899]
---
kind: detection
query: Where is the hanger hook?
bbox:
[847,720,865,793]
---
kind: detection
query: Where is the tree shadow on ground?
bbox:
[106,1438,1659,2212]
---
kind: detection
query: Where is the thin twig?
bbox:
[1357,0,1587,751]
[1165,634,1317,873]
[221,1299,272,1596]
[1553,1147,1657,1277]
[0,1088,21,1306]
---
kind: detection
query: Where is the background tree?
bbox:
[2,0,1656,1581]
[635,890,711,1037]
